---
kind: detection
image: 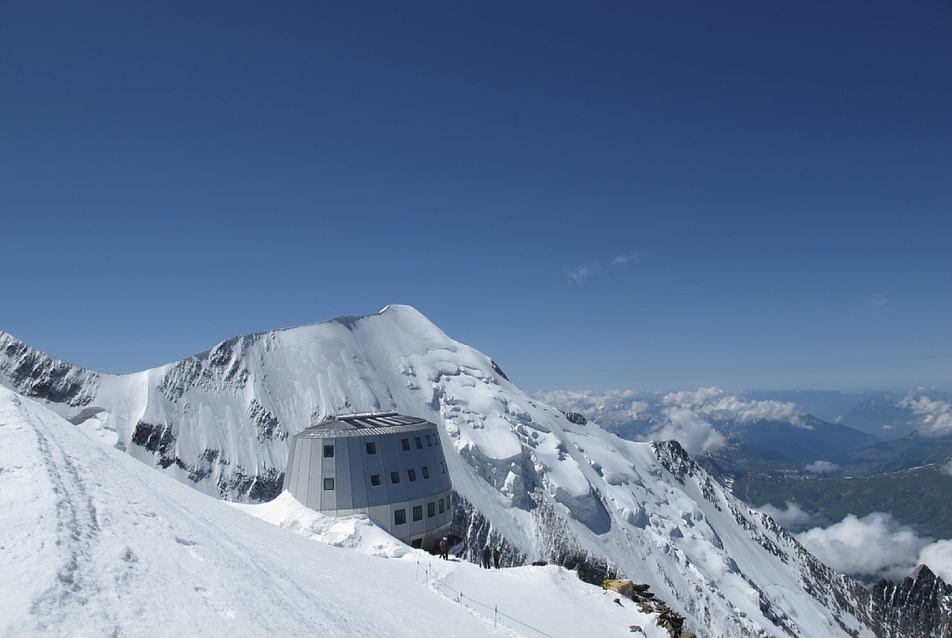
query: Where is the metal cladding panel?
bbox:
[322,476,336,510]
[367,504,392,535]
[334,471,351,510]
[309,441,325,509]
[348,471,368,509]
[291,439,310,501]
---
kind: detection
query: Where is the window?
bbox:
[421,466,429,479]
[366,441,376,455]
[401,438,410,451]
[408,469,417,482]
[415,436,423,449]
[370,474,381,487]
[323,478,334,490]
[323,445,334,458]
[439,499,445,514]
[412,505,423,521]
[440,461,446,473]
[427,502,435,518]
[426,435,433,447]
[394,509,406,525]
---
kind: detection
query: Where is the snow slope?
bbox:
[0,386,668,638]
[2,306,945,637]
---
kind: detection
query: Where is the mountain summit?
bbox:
[2,305,949,637]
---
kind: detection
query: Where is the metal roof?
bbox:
[294,411,436,438]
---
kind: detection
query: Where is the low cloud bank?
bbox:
[795,512,952,584]
[804,460,839,474]
[899,395,952,437]
[758,501,823,532]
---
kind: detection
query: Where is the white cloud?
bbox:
[567,262,602,284]
[941,460,952,477]
[567,251,643,284]
[612,252,644,266]
[868,291,891,312]
[758,501,821,532]
[796,513,931,582]
[899,395,952,436]
[661,387,804,427]
[918,539,952,584]
[646,406,726,456]
[804,461,839,474]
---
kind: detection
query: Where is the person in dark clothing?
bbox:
[493,547,501,569]
[481,546,491,568]
[439,537,449,560]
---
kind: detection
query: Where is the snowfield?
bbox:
[0,386,667,638]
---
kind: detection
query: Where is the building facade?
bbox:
[282,412,453,549]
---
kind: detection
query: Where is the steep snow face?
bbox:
[0,307,924,637]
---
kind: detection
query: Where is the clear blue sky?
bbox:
[1,1,949,393]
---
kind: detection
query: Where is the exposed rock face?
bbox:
[0,332,97,407]
[867,565,952,638]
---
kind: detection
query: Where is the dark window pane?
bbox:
[395,509,406,525]
[422,466,429,479]
[415,437,423,449]
[408,469,417,482]
[427,502,435,518]
[439,499,445,514]
[412,505,423,521]
[324,445,334,458]
[426,435,432,446]
[323,478,334,490]
[390,471,401,484]
[401,438,410,451]
[370,474,381,486]
[366,441,376,455]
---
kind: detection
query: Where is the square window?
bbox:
[401,438,410,451]
[427,502,435,518]
[370,474,381,487]
[425,435,432,447]
[394,509,406,525]
[408,469,417,482]
[323,478,334,490]
[412,505,423,521]
[422,466,429,479]
[366,441,377,455]
[439,499,445,514]
[390,471,401,484]
[415,436,423,449]
[323,445,334,458]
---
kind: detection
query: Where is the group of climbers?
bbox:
[436,537,501,569]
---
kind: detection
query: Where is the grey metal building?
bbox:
[282,412,453,549]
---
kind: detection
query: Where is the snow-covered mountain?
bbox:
[2,305,950,637]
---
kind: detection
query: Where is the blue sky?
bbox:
[1,1,949,393]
